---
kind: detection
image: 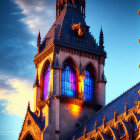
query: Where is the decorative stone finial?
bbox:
[135,98,139,105]
[124,98,128,116]
[94,118,98,131]
[114,108,117,122]
[99,26,104,48]
[103,113,106,128]
[84,125,87,138]
[27,101,30,110]
[37,31,41,53]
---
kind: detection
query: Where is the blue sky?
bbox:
[0,0,140,139]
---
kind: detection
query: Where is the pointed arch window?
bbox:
[43,64,51,100]
[24,133,34,140]
[84,67,94,102]
[61,61,76,98]
[132,121,137,131]
[130,117,137,131]
[119,124,125,138]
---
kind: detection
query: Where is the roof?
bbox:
[68,82,140,139]
[39,7,106,56]
[28,108,45,131]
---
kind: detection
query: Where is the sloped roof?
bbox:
[68,82,140,139]
[39,7,106,56]
[18,104,45,139]
[28,109,45,131]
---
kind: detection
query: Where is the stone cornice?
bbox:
[33,43,54,68]
[54,96,102,110]
[59,46,106,62]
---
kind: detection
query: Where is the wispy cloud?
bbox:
[0,75,34,117]
[0,0,56,118]
[13,0,56,37]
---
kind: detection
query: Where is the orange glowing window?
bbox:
[69,104,81,117]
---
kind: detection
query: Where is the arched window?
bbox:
[84,67,94,102]
[132,121,137,131]
[61,61,76,98]
[119,124,125,138]
[43,63,51,100]
[130,117,137,131]
[24,133,34,140]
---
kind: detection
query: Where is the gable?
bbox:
[18,110,42,140]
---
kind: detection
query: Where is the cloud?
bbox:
[0,75,34,117]
[13,0,56,37]
[0,42,36,80]
[0,0,56,117]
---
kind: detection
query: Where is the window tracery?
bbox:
[61,61,76,98]
[84,67,94,102]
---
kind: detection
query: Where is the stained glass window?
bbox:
[61,62,76,98]
[43,64,51,100]
[84,68,94,102]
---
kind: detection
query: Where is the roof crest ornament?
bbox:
[72,23,89,37]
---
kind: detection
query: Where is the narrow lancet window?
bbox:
[61,61,76,98]
[84,68,94,102]
[43,64,51,100]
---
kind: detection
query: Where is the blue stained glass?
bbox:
[43,64,51,100]
[84,69,94,102]
[61,62,76,98]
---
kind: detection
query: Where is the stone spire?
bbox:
[99,27,104,48]
[94,118,98,131]
[37,31,41,53]
[27,101,30,111]
[124,98,128,116]
[114,108,117,122]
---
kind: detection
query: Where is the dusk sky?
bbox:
[0,0,140,139]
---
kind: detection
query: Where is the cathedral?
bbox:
[19,0,140,140]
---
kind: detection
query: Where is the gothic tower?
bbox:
[19,0,106,140]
